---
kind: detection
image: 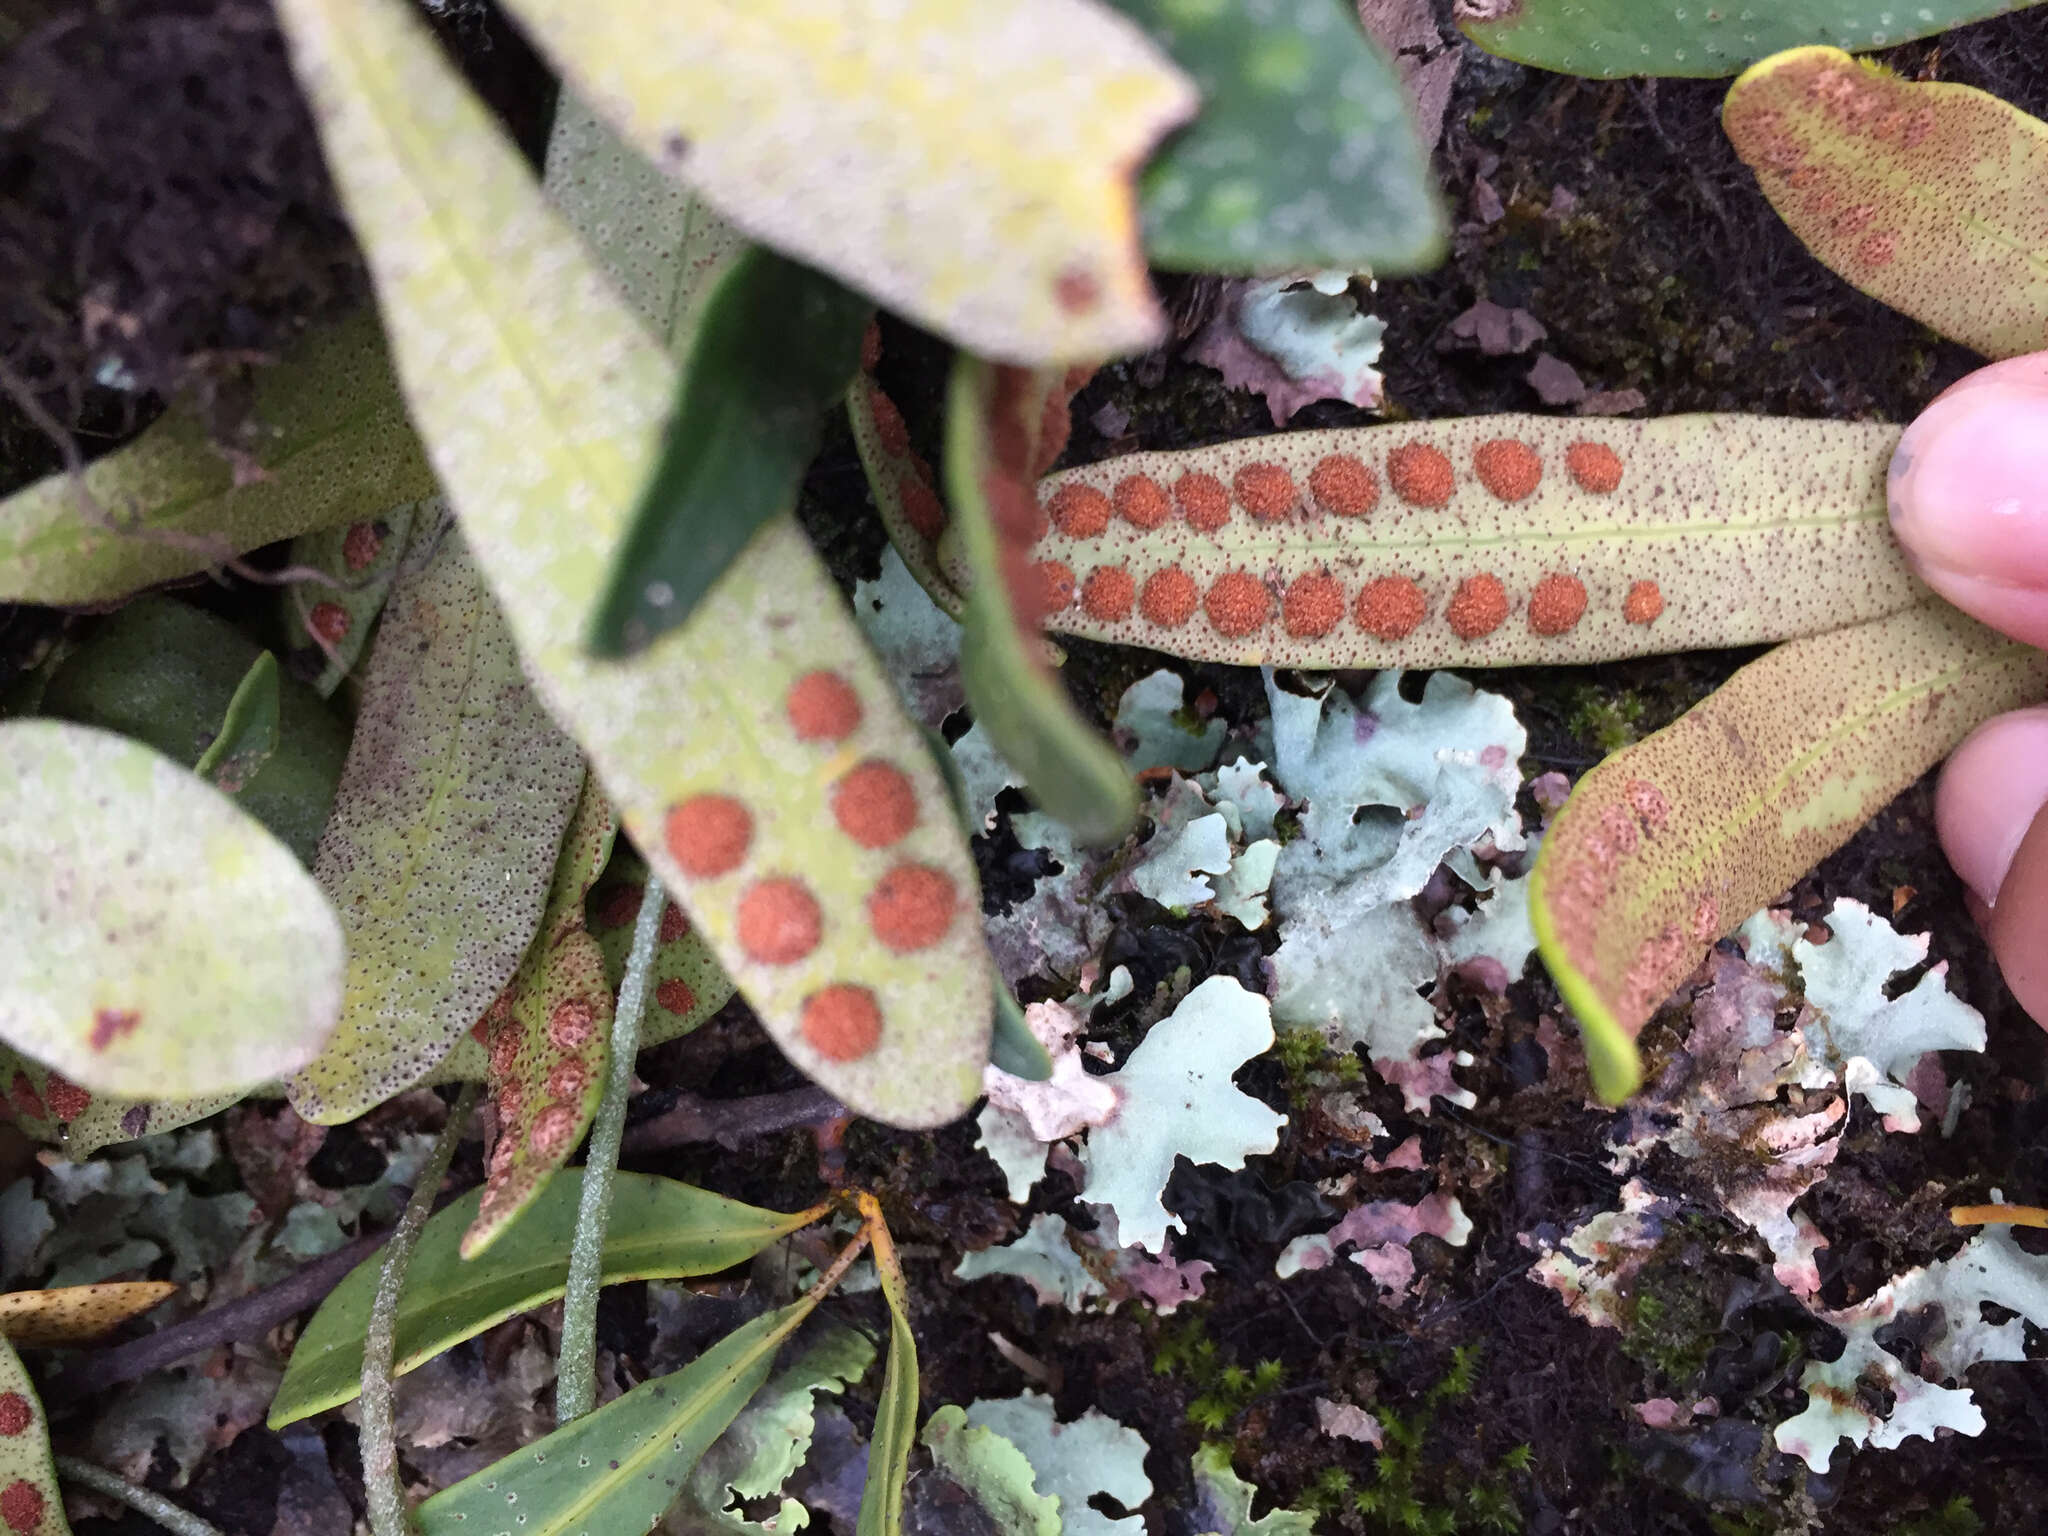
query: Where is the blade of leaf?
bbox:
[193,652,281,795]
[848,368,966,619]
[273,0,994,1128]
[588,845,736,1045]
[463,776,620,1258]
[0,1045,246,1155]
[491,0,1196,365]
[1022,414,1918,667]
[1723,45,2048,360]
[268,1170,821,1427]
[0,720,343,1098]
[589,250,873,654]
[0,1283,177,1347]
[991,957,1055,1082]
[1457,0,2046,78]
[1531,600,2048,1102]
[416,1295,821,1536]
[280,500,424,697]
[0,1338,73,1536]
[858,1204,918,1536]
[38,596,350,865]
[284,512,585,1124]
[944,356,1139,846]
[0,311,433,605]
[1112,0,1446,272]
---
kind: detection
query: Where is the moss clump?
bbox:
[1617,1244,1724,1386]
[1565,683,1648,755]
[1153,1315,1286,1434]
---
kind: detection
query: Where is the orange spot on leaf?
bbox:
[1473,439,1543,502]
[1355,576,1427,640]
[1174,471,1230,532]
[1564,440,1623,494]
[1204,572,1271,638]
[1387,443,1454,507]
[665,794,753,879]
[1623,580,1664,626]
[549,1000,597,1053]
[1080,566,1135,622]
[1308,455,1378,517]
[307,602,349,646]
[656,978,697,1015]
[1282,573,1345,638]
[1047,483,1111,538]
[786,671,863,743]
[832,760,920,849]
[1,1479,43,1534]
[867,864,957,953]
[1139,568,1199,629]
[1528,574,1587,636]
[1233,463,1296,521]
[738,878,823,964]
[0,1396,30,1437]
[1446,574,1509,639]
[802,984,884,1061]
[1113,475,1171,530]
[89,1007,140,1051]
[1034,559,1076,613]
[342,522,383,571]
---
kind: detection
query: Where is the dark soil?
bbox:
[10,2,2048,1534]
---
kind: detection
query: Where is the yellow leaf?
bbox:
[0,1282,177,1347]
[495,0,1196,364]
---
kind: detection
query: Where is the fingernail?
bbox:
[1936,707,2048,905]
[1890,385,2048,619]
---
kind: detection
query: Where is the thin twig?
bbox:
[556,878,663,1426]
[362,1083,478,1536]
[0,351,355,594]
[620,1083,847,1156]
[55,1456,228,1536]
[39,1188,465,1410]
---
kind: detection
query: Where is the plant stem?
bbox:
[555,876,663,1425]
[56,1456,229,1536]
[362,1081,478,1536]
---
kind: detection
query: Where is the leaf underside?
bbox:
[495,0,1197,364]
[1532,601,2048,1102]
[463,776,619,1258]
[1115,0,1446,272]
[1724,45,2048,360]
[0,720,343,1098]
[281,500,425,697]
[0,311,433,605]
[944,357,1140,847]
[268,1171,816,1427]
[285,516,586,1124]
[1459,0,2045,79]
[273,0,992,1128]
[0,1338,71,1535]
[1024,414,1916,668]
[847,371,966,618]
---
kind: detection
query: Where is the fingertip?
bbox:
[1935,706,2048,905]
[1988,800,2048,1029]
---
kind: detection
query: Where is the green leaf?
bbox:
[284,515,586,1125]
[589,250,873,655]
[944,357,1139,846]
[1114,0,1446,273]
[274,0,994,1129]
[37,596,350,865]
[0,1042,247,1154]
[991,983,1055,1081]
[0,720,343,1099]
[1189,1443,1316,1535]
[1723,45,2048,360]
[193,652,281,795]
[417,1297,821,1536]
[0,1339,73,1536]
[280,501,424,697]
[1531,601,2048,1103]
[1023,415,1915,668]
[0,312,434,605]
[589,845,736,1046]
[921,1406,1061,1536]
[493,0,1196,364]
[1457,0,2045,79]
[848,375,967,619]
[268,1170,818,1427]
[463,777,619,1258]
[859,1209,919,1536]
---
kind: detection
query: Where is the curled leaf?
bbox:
[192,652,281,794]
[1532,602,2048,1102]
[0,720,343,1098]
[464,778,619,1257]
[280,501,423,697]
[285,515,586,1124]
[945,356,1139,845]
[1723,45,2048,359]
[1025,415,1914,667]
[0,313,432,605]
[494,0,1197,364]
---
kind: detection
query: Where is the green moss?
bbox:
[1274,1026,1363,1109]
[1566,683,1648,756]
[1616,1247,1723,1386]
[1892,1498,1983,1536]
[1153,1316,1287,1434]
